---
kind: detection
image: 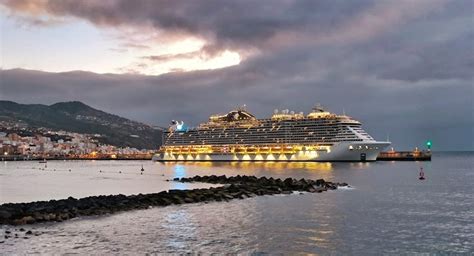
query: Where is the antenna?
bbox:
[342,107,346,116]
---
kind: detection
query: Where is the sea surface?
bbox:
[1,152,473,254]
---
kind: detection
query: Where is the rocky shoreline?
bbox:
[0,175,348,226]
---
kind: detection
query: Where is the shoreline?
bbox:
[0,175,347,226]
[1,156,153,161]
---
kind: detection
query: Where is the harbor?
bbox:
[2,149,432,162]
[0,153,472,254]
[0,0,471,254]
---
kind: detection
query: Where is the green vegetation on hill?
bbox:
[0,101,162,149]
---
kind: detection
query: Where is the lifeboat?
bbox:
[211,146,221,151]
[234,147,246,154]
[272,146,282,153]
[247,147,257,153]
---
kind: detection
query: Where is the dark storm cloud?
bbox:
[0,0,436,52]
[0,0,473,150]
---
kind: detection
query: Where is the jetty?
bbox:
[0,175,348,226]
[377,149,431,161]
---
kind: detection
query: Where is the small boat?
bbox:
[39,159,47,163]
[419,167,426,180]
[140,165,145,172]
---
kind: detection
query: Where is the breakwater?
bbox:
[0,175,347,226]
[377,150,431,161]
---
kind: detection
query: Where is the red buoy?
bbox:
[419,167,426,180]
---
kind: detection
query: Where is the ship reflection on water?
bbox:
[164,161,333,172]
[157,161,355,252]
[171,165,189,190]
[161,161,336,183]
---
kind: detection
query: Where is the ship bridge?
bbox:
[208,108,256,123]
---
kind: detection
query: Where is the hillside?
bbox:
[0,101,162,149]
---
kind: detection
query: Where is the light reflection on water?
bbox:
[163,161,333,172]
[171,165,189,190]
[1,153,473,254]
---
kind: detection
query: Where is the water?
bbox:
[1,152,473,254]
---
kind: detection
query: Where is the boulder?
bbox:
[315,179,326,186]
[283,178,294,186]
[0,210,12,219]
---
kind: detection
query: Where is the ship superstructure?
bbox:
[153,105,390,162]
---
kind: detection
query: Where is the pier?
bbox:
[377,149,431,161]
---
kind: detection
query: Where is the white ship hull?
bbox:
[152,141,390,162]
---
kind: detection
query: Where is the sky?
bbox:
[0,0,473,150]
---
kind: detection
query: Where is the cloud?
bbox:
[143,51,206,63]
[0,0,472,150]
[0,0,449,64]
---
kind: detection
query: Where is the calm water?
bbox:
[1,152,473,254]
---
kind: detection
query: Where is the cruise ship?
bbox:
[152,105,390,162]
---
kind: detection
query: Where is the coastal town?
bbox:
[0,121,156,160]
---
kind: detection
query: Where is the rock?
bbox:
[24,216,36,224]
[19,228,25,232]
[183,197,195,203]
[0,210,12,219]
[315,187,327,193]
[325,183,337,190]
[25,230,32,235]
[0,175,346,226]
[315,179,325,186]
[171,195,185,204]
[221,193,234,200]
[258,177,268,184]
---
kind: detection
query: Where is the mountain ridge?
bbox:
[0,100,162,149]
